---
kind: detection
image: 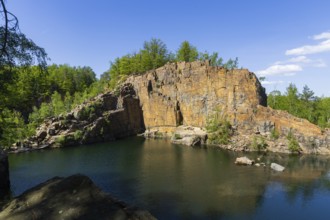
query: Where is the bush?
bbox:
[74,130,83,141]
[206,111,232,145]
[55,135,66,146]
[270,128,279,140]
[287,129,301,153]
[252,136,268,151]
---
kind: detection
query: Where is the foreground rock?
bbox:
[235,156,254,165]
[0,174,156,220]
[0,150,10,196]
[271,163,285,172]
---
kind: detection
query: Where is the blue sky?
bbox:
[7,0,330,96]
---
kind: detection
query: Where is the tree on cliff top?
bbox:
[176,41,199,62]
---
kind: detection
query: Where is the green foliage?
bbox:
[223,57,239,70]
[268,84,330,128]
[252,136,268,151]
[74,130,83,141]
[176,41,199,62]
[0,28,48,68]
[79,105,96,121]
[287,130,301,153]
[206,111,232,145]
[107,38,172,89]
[55,135,66,146]
[106,39,239,90]
[174,133,182,139]
[270,128,279,140]
[199,51,223,66]
[0,109,28,148]
[55,135,75,147]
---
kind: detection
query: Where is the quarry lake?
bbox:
[8,137,330,219]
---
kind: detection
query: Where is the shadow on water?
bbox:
[5,137,330,219]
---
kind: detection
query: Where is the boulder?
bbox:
[235,156,254,165]
[0,174,156,220]
[0,150,10,196]
[36,130,47,141]
[171,126,207,146]
[270,163,285,172]
[172,136,201,146]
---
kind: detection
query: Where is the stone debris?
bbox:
[235,156,255,165]
[271,163,285,172]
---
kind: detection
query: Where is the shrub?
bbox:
[206,110,232,145]
[174,133,182,139]
[287,129,301,153]
[270,128,279,140]
[55,135,66,146]
[74,130,83,141]
[252,136,268,151]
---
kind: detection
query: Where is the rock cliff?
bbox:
[19,61,330,154]
[0,174,156,220]
[16,84,145,152]
[0,150,10,197]
[125,61,329,154]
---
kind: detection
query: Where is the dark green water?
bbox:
[7,137,330,219]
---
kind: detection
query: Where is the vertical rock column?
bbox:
[0,150,10,196]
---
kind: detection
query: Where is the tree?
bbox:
[176,41,199,62]
[223,57,239,70]
[0,108,27,148]
[1,0,48,148]
[286,83,299,115]
[140,38,171,70]
[300,85,315,102]
[199,51,223,66]
[0,0,47,68]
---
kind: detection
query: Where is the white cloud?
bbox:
[285,31,330,55]
[313,31,330,40]
[288,56,311,63]
[274,55,326,68]
[256,64,302,76]
[261,80,285,85]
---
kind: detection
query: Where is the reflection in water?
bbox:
[6,137,330,219]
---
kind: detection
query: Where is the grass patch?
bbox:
[206,110,232,145]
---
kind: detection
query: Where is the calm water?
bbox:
[6,137,330,219]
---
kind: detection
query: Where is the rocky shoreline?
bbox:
[5,61,330,155]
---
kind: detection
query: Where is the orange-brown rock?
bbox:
[125,61,329,154]
[126,61,266,131]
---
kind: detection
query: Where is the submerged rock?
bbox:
[235,156,254,165]
[0,174,156,220]
[271,163,285,172]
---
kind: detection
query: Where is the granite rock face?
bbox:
[18,61,330,154]
[0,150,10,196]
[125,61,329,154]
[126,61,267,134]
[0,174,156,220]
